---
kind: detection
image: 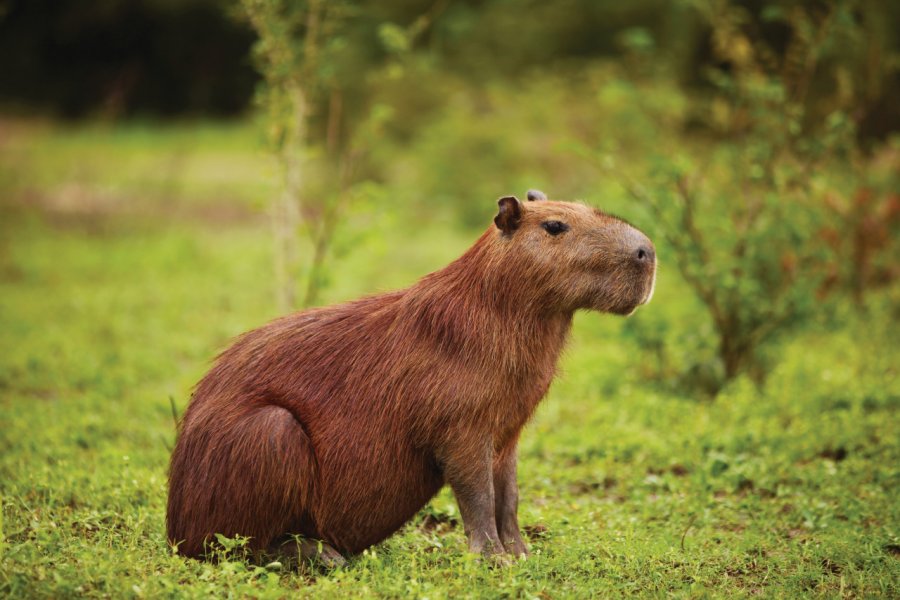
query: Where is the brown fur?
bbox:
[167,196,656,559]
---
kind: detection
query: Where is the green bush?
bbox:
[577,0,895,391]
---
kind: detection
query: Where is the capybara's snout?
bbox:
[633,242,655,269]
[638,242,657,305]
[622,226,656,271]
[615,224,657,310]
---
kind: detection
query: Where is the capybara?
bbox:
[167,191,656,563]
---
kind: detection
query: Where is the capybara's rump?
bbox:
[166,404,315,557]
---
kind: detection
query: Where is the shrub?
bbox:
[590,0,891,391]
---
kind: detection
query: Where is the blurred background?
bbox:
[1,0,899,596]
[2,0,898,390]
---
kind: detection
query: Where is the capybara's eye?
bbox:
[541,220,569,236]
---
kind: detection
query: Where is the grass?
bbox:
[1,120,898,598]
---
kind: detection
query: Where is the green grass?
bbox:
[1,121,898,598]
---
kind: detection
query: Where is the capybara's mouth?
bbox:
[641,265,657,305]
[612,296,644,316]
[615,268,656,316]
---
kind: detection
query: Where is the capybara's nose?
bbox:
[634,246,655,265]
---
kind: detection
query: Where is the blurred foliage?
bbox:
[570,0,900,391]
[2,0,898,393]
[239,0,409,308]
[3,0,899,137]
[0,0,258,118]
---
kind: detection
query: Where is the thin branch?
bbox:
[326,87,343,157]
[407,0,452,44]
[675,174,712,267]
[168,394,180,430]
[302,0,322,82]
[681,514,698,552]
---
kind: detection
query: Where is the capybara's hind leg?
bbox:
[270,537,346,569]
[167,404,315,557]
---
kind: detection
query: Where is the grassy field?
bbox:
[1,121,898,598]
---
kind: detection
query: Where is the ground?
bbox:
[1,121,898,598]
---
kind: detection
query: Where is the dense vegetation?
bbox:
[1,0,899,597]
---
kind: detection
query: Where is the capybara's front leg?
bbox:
[494,441,528,557]
[441,439,504,557]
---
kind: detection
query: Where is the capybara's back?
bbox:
[167,193,656,561]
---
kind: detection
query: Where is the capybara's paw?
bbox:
[468,534,500,555]
[298,538,346,569]
[316,543,347,569]
[501,536,529,558]
[274,538,347,570]
[468,535,516,566]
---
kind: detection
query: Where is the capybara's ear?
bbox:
[526,189,547,201]
[494,196,522,234]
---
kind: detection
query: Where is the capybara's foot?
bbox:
[300,539,346,569]
[470,533,527,566]
[468,533,512,565]
[272,538,347,569]
[478,547,516,568]
[500,534,529,558]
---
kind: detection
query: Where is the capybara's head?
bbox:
[492,191,656,315]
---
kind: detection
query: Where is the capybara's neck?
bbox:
[399,229,573,376]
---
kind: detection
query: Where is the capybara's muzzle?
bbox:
[622,226,657,307]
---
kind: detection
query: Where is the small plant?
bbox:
[238,0,447,309]
[240,0,397,309]
[208,533,253,562]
